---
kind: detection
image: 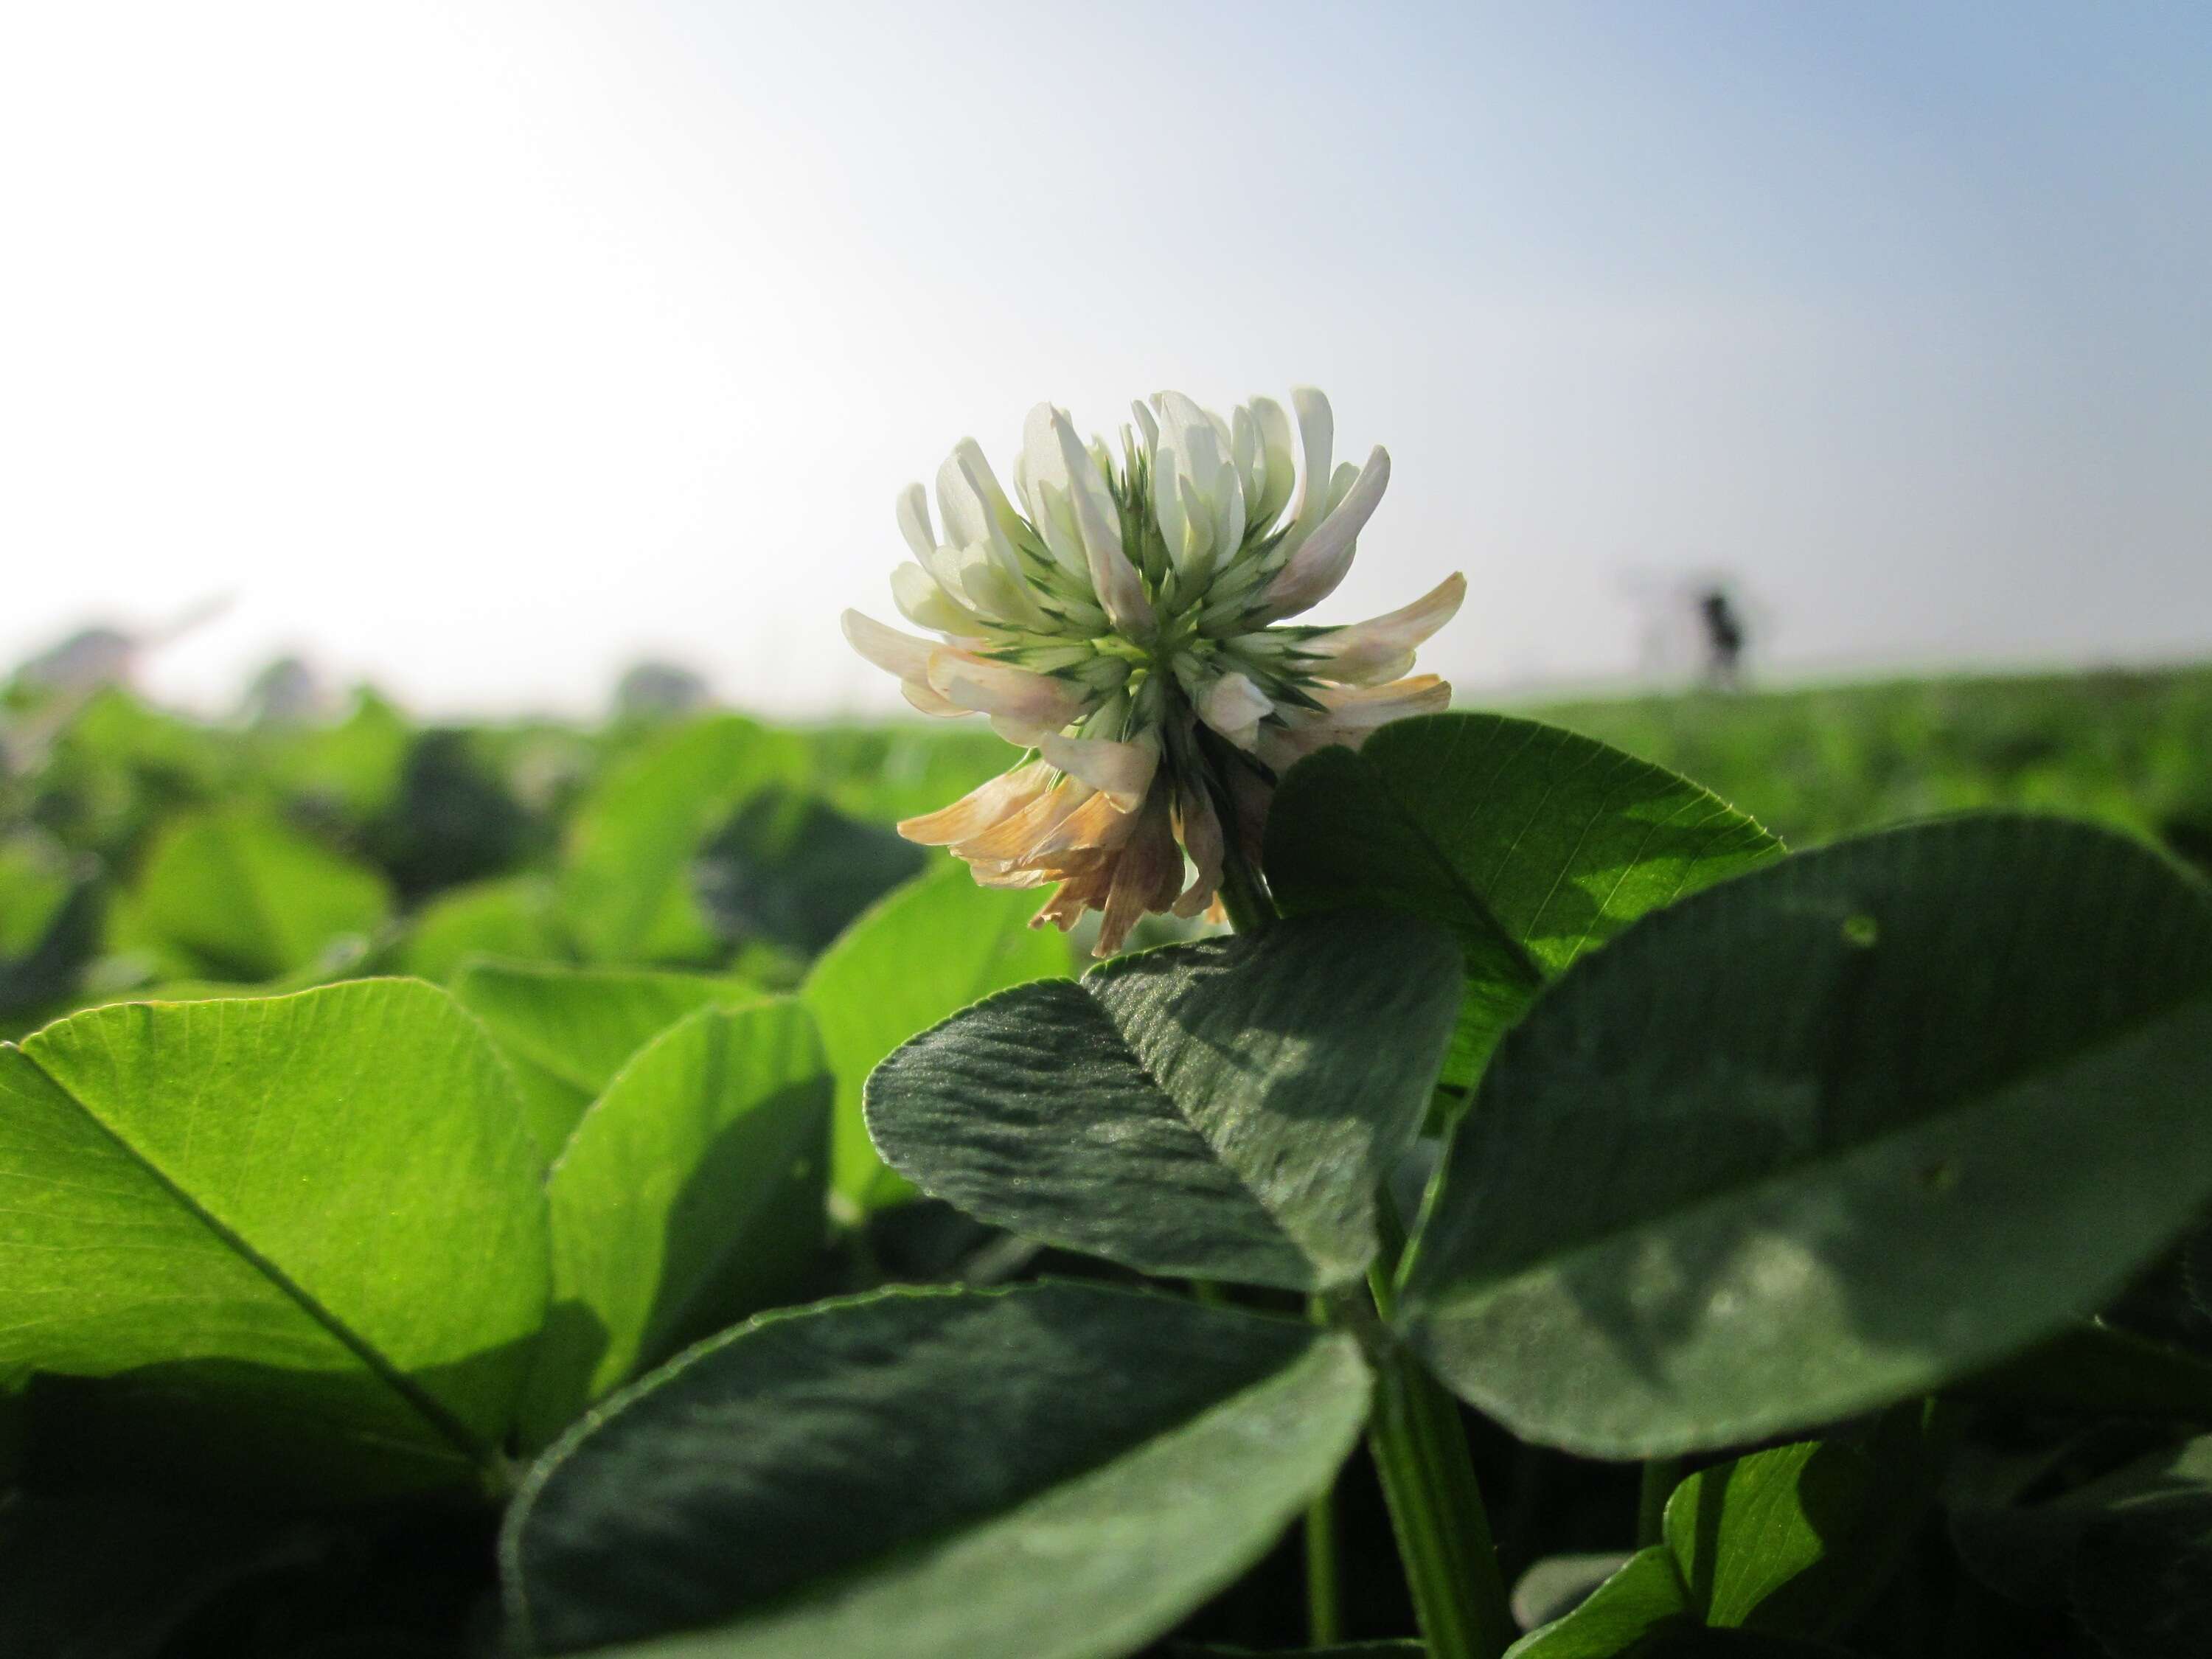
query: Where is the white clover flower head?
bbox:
[843,388,1464,955]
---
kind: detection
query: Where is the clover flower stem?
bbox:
[1215,830,1278,936]
[1363,1191,1516,1659]
[1306,1295,1345,1646]
[1637,1456,1682,1548]
[1195,724,1278,937]
[1206,845,1506,1658]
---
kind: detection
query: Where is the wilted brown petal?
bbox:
[897,761,1054,845]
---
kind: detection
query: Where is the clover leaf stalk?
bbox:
[1214,836,1512,1659]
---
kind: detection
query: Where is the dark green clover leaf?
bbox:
[1951,1320,2212,1422]
[1267,712,1778,1091]
[0,1492,308,1659]
[1949,1433,2212,1613]
[2070,1484,2212,1658]
[866,911,1462,1292]
[801,863,1072,1212]
[502,1283,1370,1659]
[1403,814,2212,1457]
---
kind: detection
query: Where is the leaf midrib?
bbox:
[1086,974,1360,1289]
[15,1045,494,1468]
[1363,745,1544,992]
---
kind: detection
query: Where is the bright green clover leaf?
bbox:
[801,863,1071,1212]
[397,877,566,984]
[1502,1545,1688,1658]
[260,688,413,824]
[0,979,547,1497]
[501,1283,1370,1659]
[1661,1419,1930,1640]
[1266,712,1780,1092]
[453,959,765,1159]
[866,911,1461,1293]
[558,714,811,965]
[125,807,393,983]
[520,998,830,1446]
[1402,814,2212,1457]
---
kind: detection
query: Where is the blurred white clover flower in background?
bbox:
[842,388,1464,955]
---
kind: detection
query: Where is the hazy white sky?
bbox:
[3,1,2207,717]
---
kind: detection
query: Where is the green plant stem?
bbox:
[1306,1294,1343,1646]
[1363,1197,1517,1659]
[1212,827,1276,937]
[1636,1457,1680,1548]
[1196,727,1276,939]
[1304,1485,1343,1646]
[1210,824,1509,1657]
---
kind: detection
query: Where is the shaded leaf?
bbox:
[0,1491,309,1659]
[0,832,98,1017]
[2185,1225,2212,1325]
[369,728,538,900]
[2071,1489,2212,1658]
[1949,1433,2212,1612]
[695,786,926,956]
[501,1283,1370,1659]
[1403,816,2212,1456]
[1952,1321,2212,1422]
[1267,713,1778,1090]
[868,913,1461,1293]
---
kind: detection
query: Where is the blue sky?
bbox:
[1,1,2205,714]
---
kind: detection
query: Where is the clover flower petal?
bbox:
[846,388,1464,953]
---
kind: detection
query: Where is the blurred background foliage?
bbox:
[3,650,2209,1046]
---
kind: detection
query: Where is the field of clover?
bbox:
[4,390,2212,1659]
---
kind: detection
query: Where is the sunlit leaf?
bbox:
[454,959,764,1157]
[124,807,392,983]
[521,999,830,1443]
[0,979,547,1495]
[559,715,809,964]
